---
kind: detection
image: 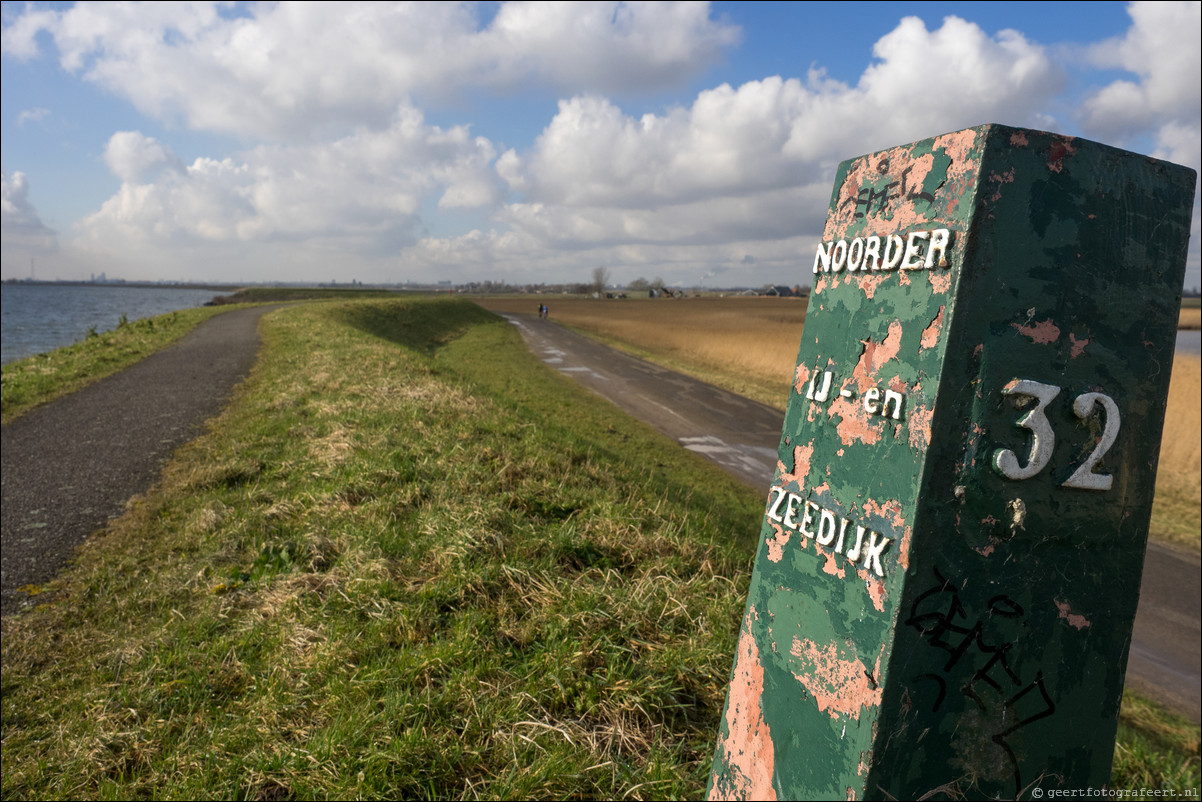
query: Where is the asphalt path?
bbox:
[502,312,1202,724]
[1,305,277,616]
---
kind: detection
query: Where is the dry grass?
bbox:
[1152,355,1201,549]
[1180,307,1200,330]
[477,296,1200,552]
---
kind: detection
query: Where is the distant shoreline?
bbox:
[2,279,240,292]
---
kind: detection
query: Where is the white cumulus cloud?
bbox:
[1080,1,1201,168]
[1,170,58,259]
[466,14,1064,283]
[78,105,501,265]
[2,1,739,141]
[104,131,184,183]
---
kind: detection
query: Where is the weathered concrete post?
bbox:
[708,125,1196,801]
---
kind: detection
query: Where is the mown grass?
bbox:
[1,305,233,425]
[476,296,1201,554]
[1,298,760,800]
[2,297,1195,797]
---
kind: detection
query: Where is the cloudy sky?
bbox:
[2,1,1199,289]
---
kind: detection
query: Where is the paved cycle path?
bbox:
[1,306,277,616]
[501,311,1201,723]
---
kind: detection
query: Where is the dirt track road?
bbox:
[501,312,1202,724]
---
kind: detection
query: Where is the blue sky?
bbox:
[2,1,1199,289]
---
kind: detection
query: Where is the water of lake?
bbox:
[1,283,224,364]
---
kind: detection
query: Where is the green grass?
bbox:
[2,298,1195,798]
[1,298,760,800]
[1113,690,1200,791]
[1,305,233,425]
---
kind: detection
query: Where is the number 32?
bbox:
[992,379,1120,491]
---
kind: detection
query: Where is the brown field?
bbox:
[481,296,807,406]
[1180,307,1200,330]
[476,295,1200,551]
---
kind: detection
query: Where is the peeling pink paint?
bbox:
[821,551,846,578]
[976,542,996,557]
[897,525,913,572]
[826,322,905,446]
[1047,136,1077,173]
[921,306,946,349]
[778,443,815,490]
[794,363,811,397]
[1070,333,1089,358]
[989,168,1016,201]
[862,498,906,530]
[1012,318,1061,344]
[859,571,886,612]
[790,638,883,720]
[1056,599,1092,630]
[711,610,778,801]
[928,270,952,294]
[824,130,980,241]
[854,322,903,389]
[1010,131,1029,147]
[859,273,889,300]
[766,522,790,564]
[908,405,934,451]
[934,128,978,168]
[973,343,983,357]
[829,394,883,446]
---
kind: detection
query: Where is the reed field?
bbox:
[1151,354,1202,547]
[478,295,1201,552]
[1180,297,1200,330]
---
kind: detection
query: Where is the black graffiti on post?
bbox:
[903,567,1056,799]
[841,164,937,220]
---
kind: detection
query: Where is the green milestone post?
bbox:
[707,124,1196,801]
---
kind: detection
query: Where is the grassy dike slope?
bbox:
[2,298,760,800]
[2,298,1196,798]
